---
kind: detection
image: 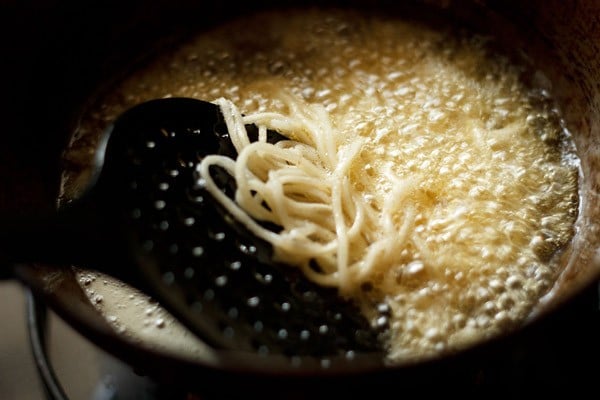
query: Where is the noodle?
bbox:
[198,96,371,292]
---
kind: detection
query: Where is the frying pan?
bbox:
[2,0,600,395]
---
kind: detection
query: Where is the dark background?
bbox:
[1,0,599,395]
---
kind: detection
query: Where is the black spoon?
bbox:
[0,97,384,368]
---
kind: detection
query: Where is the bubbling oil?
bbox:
[65,8,579,363]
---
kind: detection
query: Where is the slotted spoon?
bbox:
[0,97,385,369]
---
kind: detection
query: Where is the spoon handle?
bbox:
[0,199,134,283]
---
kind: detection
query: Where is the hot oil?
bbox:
[63,8,580,363]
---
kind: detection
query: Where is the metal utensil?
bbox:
[1,97,384,368]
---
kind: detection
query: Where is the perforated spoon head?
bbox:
[74,97,385,369]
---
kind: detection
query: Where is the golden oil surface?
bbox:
[66,8,579,363]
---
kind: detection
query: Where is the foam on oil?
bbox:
[65,8,579,363]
